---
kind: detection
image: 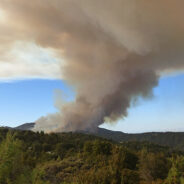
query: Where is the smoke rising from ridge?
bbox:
[0,0,184,132]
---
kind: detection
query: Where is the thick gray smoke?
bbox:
[1,0,184,132]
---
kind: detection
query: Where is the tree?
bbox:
[92,140,112,155]
[139,150,171,183]
[165,156,184,184]
[0,132,31,184]
[121,169,140,184]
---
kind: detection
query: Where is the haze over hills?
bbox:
[9,122,184,151]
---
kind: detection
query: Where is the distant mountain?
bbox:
[14,122,35,131]
[11,122,184,150]
[93,128,184,150]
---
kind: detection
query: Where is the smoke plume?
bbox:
[1,0,184,132]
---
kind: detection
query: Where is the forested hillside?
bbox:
[13,123,184,151]
[92,128,184,151]
[0,128,184,184]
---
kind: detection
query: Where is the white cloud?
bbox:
[0,41,62,81]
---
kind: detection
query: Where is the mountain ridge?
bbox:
[7,122,184,150]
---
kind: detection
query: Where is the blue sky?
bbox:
[0,74,183,133]
[102,74,184,132]
[0,79,74,127]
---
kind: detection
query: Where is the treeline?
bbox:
[94,128,184,151]
[0,128,184,184]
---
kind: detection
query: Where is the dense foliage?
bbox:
[0,128,184,184]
